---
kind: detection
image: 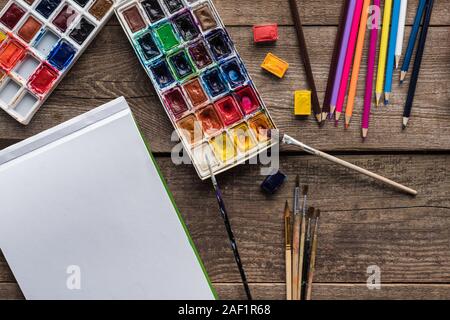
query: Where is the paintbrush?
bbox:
[291,175,301,299]
[297,185,308,299]
[205,155,252,300]
[306,209,321,300]
[281,134,417,196]
[284,201,293,300]
[301,206,315,300]
[288,0,322,124]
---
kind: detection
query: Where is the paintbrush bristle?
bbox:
[284,201,290,217]
[314,209,321,219]
[307,207,315,218]
[296,175,300,187]
[302,185,309,196]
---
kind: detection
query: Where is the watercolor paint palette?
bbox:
[0,0,114,124]
[115,0,277,179]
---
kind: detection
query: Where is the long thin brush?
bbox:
[281,134,417,196]
[301,207,315,300]
[291,175,301,299]
[206,155,252,300]
[297,185,308,299]
[284,201,293,300]
[306,209,321,300]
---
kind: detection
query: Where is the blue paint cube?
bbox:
[48,41,76,71]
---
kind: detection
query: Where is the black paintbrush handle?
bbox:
[215,190,253,300]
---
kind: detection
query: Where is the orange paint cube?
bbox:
[0,40,25,70]
[261,53,288,78]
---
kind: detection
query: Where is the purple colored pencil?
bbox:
[362,0,380,140]
[329,0,357,118]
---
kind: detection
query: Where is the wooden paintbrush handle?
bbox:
[286,248,292,300]
[292,215,301,300]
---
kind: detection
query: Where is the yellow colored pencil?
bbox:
[376,0,393,107]
[345,0,370,128]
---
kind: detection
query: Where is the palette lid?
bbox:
[0,97,216,300]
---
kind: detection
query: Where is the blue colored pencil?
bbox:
[384,0,401,105]
[400,0,427,83]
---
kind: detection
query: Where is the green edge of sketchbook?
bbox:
[136,122,218,300]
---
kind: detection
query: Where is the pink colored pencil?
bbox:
[362,0,380,140]
[335,0,364,125]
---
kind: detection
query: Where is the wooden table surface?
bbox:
[1,0,449,300]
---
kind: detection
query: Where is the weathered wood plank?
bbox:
[1,155,449,285]
[2,282,450,300]
[215,283,450,300]
[1,0,448,27]
[0,25,448,152]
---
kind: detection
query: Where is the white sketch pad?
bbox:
[0,97,215,300]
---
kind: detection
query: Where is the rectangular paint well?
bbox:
[14,91,37,117]
[28,63,58,95]
[69,17,95,45]
[89,0,113,21]
[33,29,59,57]
[18,15,42,43]
[141,0,165,23]
[0,40,26,70]
[14,54,40,80]
[114,0,277,179]
[0,79,21,104]
[52,4,79,32]
[0,3,26,29]
[36,0,62,19]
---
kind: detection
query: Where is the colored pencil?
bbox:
[291,175,301,300]
[403,0,434,129]
[281,134,418,196]
[330,0,357,117]
[401,0,427,83]
[205,155,252,300]
[284,201,293,300]
[306,209,321,301]
[375,0,393,106]
[297,185,308,300]
[335,0,364,124]
[395,0,408,69]
[345,0,371,128]
[288,0,322,124]
[384,0,401,105]
[322,0,350,122]
[362,0,380,140]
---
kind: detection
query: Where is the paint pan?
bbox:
[114,0,278,179]
[0,0,115,124]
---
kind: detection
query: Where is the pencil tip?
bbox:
[345,123,349,129]
[402,117,409,130]
[395,56,400,70]
[376,93,381,107]
[400,71,407,82]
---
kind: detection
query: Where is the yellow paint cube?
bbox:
[210,133,236,163]
[261,53,289,78]
[294,90,311,116]
[0,31,6,43]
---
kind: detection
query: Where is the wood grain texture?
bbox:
[2,282,450,300]
[0,7,447,152]
[1,155,449,298]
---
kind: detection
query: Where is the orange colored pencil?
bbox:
[345,0,370,128]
